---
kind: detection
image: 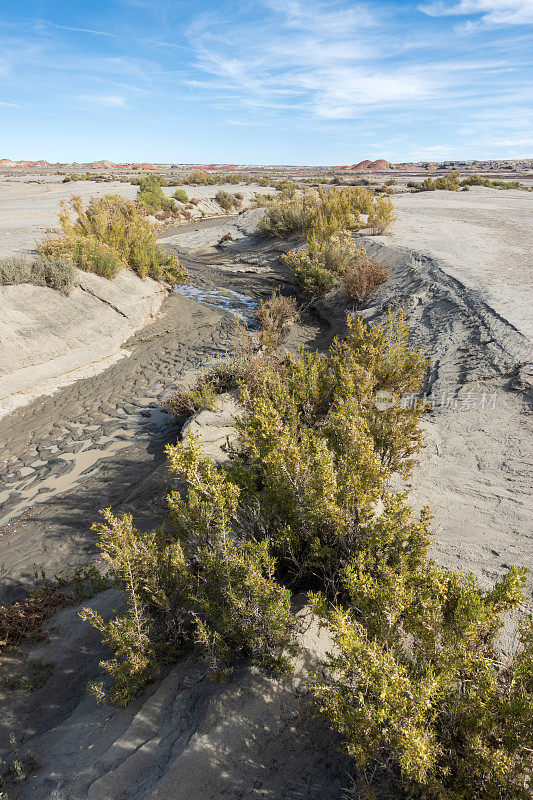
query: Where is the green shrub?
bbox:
[233,313,428,591]
[461,174,524,190]
[81,440,294,704]
[367,194,396,234]
[311,539,531,800]
[181,170,253,186]
[41,195,186,283]
[282,231,389,297]
[172,188,189,204]
[413,171,461,192]
[44,235,123,278]
[0,255,76,293]
[258,193,315,238]
[281,230,358,294]
[215,190,236,212]
[137,176,176,211]
[259,186,392,240]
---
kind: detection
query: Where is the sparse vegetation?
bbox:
[172,188,189,204]
[411,171,461,192]
[258,186,395,239]
[0,734,40,792]
[254,290,299,351]
[137,175,176,211]
[460,174,525,190]
[215,190,240,212]
[0,566,107,652]
[181,170,254,186]
[40,195,186,283]
[282,233,388,299]
[0,255,76,293]
[341,252,389,305]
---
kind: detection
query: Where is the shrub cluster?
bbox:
[0,255,75,293]
[258,186,395,240]
[40,195,187,283]
[181,170,254,186]
[410,171,461,192]
[83,311,531,799]
[282,234,389,299]
[215,190,241,212]
[254,290,299,351]
[137,176,176,212]
[62,172,110,183]
[172,188,189,204]
[460,174,525,190]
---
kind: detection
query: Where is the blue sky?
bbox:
[0,0,531,164]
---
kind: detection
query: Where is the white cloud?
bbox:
[420,1,533,25]
[80,94,126,107]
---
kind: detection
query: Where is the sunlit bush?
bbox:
[41,195,186,283]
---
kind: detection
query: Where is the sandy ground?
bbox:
[388,186,533,339]
[0,189,531,799]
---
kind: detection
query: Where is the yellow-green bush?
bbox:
[41,195,186,283]
[81,438,294,704]
[81,309,531,800]
[259,186,394,240]
[43,234,123,278]
[413,171,461,192]
[282,232,388,297]
[311,540,531,800]
[137,175,176,211]
[367,194,396,234]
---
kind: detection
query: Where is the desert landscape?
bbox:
[0,158,531,800]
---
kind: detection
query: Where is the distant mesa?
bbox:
[352,159,392,171]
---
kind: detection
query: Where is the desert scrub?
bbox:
[366,194,396,234]
[137,176,176,212]
[341,249,389,305]
[461,174,525,190]
[0,566,107,652]
[311,546,532,800]
[233,312,428,593]
[0,734,40,792]
[254,291,299,350]
[412,171,461,192]
[282,232,389,298]
[181,170,253,186]
[172,188,189,204]
[41,195,186,283]
[81,451,294,704]
[215,190,239,212]
[259,186,394,240]
[0,255,75,293]
[281,230,358,294]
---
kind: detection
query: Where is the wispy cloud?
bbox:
[79,94,126,107]
[46,21,117,38]
[420,1,533,25]
[185,0,530,121]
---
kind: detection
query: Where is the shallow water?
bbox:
[174,285,258,326]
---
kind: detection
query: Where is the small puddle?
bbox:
[174,285,258,326]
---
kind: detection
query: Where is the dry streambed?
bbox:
[0,204,531,799]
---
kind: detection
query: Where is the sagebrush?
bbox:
[41,195,186,283]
